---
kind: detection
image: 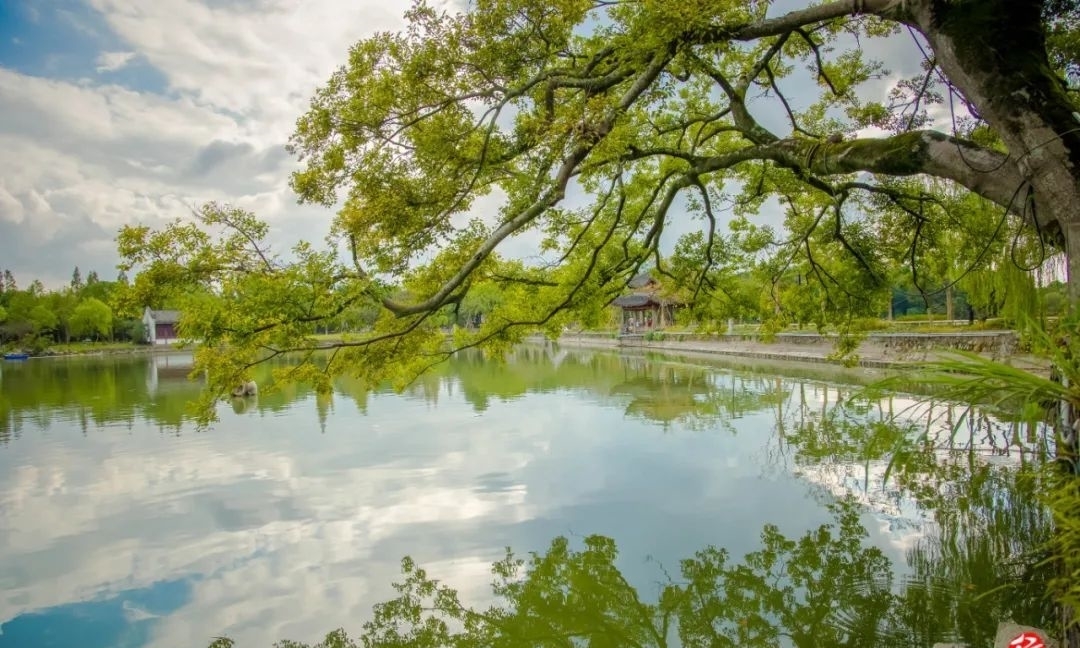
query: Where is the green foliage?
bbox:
[29,304,58,333]
[869,316,1080,631]
[1045,0,1080,86]
[0,271,121,348]
[208,632,355,648]
[115,0,1076,422]
[127,319,148,344]
[70,298,113,340]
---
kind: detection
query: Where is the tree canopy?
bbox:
[117,0,1080,418]
[70,298,113,341]
[0,269,140,348]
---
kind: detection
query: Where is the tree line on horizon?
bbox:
[0,243,1067,352]
[0,266,142,349]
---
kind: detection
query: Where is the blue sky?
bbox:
[0,1,167,91]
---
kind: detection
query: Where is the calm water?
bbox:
[0,346,1056,647]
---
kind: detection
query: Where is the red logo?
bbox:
[1009,631,1045,648]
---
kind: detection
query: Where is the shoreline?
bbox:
[5,344,194,360]
[6,331,1050,377]
[539,330,1050,376]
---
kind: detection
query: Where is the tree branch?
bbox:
[674,131,1035,227]
[691,0,912,44]
[385,48,675,318]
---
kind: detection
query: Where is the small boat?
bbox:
[3,353,29,360]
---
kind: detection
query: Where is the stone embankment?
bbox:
[542,329,1046,373]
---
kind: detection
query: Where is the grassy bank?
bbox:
[1,341,164,357]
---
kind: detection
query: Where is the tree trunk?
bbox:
[945,285,954,322]
[1068,223,1080,307]
[905,9,1080,643]
[909,0,1080,298]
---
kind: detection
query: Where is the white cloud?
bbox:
[0,183,24,225]
[95,50,136,72]
[87,0,448,142]
[0,0,464,286]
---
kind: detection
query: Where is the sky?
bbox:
[0,0,927,290]
[0,0,430,288]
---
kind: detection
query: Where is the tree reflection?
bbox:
[206,374,1058,648]
[0,347,805,437]
[211,484,1054,648]
[780,392,1056,647]
[609,365,785,431]
[3,349,1057,645]
[0,354,198,440]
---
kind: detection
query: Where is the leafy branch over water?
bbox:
[868,317,1080,635]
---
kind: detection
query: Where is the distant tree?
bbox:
[48,290,79,344]
[458,282,504,328]
[3,270,15,293]
[116,270,129,285]
[70,298,113,341]
[118,318,148,344]
[70,266,82,291]
[0,305,6,323]
[28,280,44,296]
[29,304,57,334]
[80,279,116,304]
[4,290,34,324]
[86,270,99,285]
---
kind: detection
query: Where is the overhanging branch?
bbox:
[691,0,913,43]
[665,131,1036,228]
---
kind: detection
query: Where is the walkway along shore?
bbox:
[535,330,1050,375]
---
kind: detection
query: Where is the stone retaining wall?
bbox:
[613,330,1018,356]
[538,328,1024,370]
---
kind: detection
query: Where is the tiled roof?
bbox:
[149,310,181,324]
[611,294,655,308]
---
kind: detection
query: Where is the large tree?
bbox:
[119,0,1080,410]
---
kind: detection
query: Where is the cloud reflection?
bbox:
[0,349,1002,647]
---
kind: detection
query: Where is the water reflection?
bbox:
[1,579,192,648]
[0,348,834,436]
[0,346,1059,647]
[238,481,1051,648]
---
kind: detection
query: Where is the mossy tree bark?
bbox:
[913,0,1080,298]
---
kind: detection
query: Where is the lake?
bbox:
[0,346,1056,647]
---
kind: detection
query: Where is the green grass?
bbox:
[42,341,146,355]
[659,319,1017,336]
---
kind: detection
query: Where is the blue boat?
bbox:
[3,353,29,360]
